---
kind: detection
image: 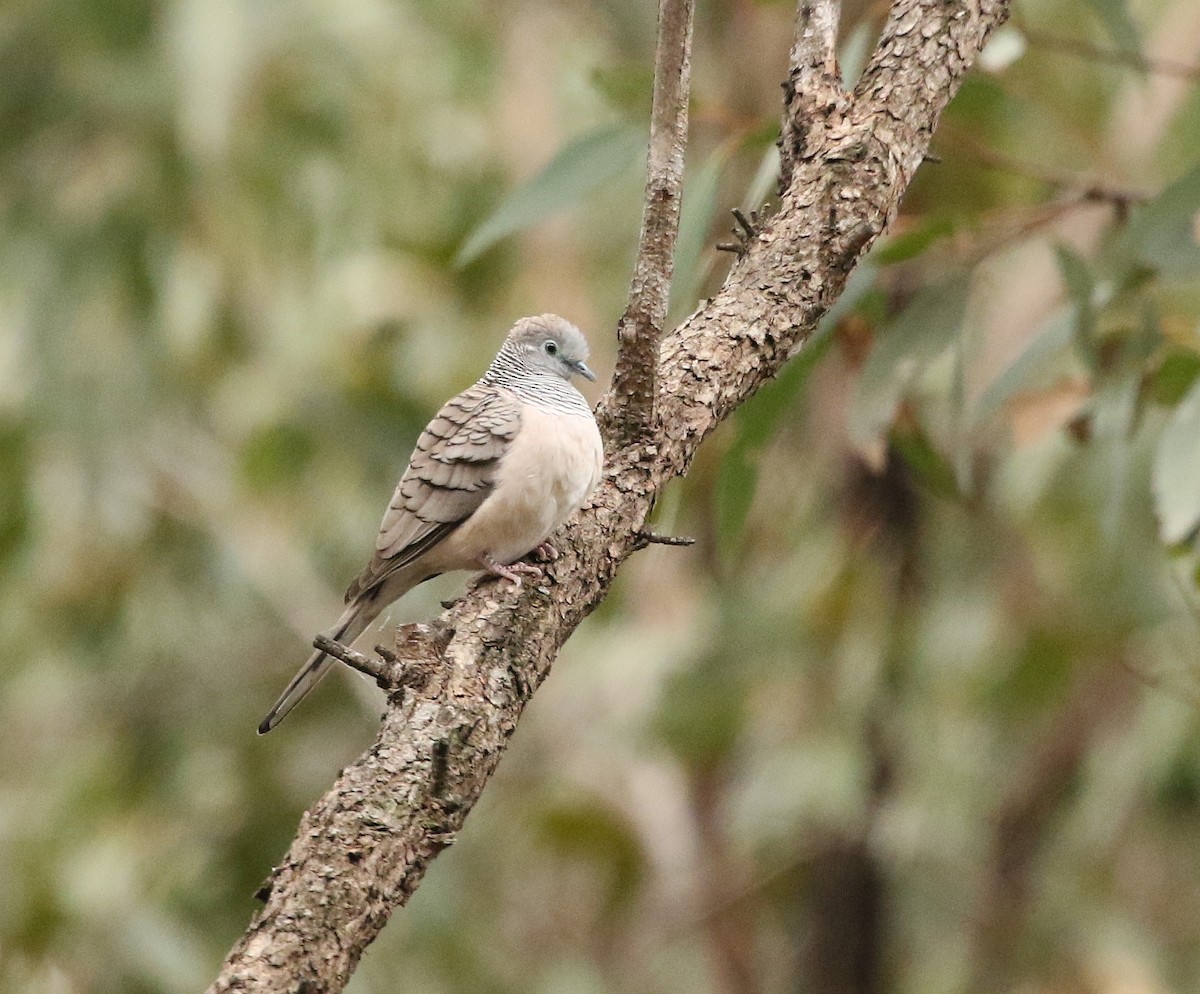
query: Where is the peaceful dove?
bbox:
[258,314,604,733]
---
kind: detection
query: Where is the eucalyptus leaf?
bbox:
[1081,0,1141,54]
[871,217,956,266]
[1054,244,1098,373]
[741,143,781,215]
[1153,376,1200,544]
[973,307,1076,428]
[893,422,961,501]
[1152,351,1200,406]
[1115,161,1200,277]
[849,277,970,448]
[455,125,645,266]
[839,18,875,87]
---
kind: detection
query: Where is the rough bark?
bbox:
[609,0,695,444]
[208,1,1010,990]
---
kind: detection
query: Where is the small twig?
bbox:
[606,0,696,444]
[716,207,765,258]
[634,530,697,549]
[314,634,404,690]
[732,208,757,239]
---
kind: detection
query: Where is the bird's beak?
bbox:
[571,359,597,382]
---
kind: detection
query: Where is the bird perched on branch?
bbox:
[259,314,603,733]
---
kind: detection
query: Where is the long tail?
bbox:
[258,602,374,734]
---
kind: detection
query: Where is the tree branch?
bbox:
[780,0,844,193]
[606,0,695,446]
[208,2,1011,990]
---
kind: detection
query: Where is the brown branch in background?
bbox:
[688,767,761,994]
[965,656,1141,992]
[208,3,1012,991]
[791,452,914,994]
[606,0,696,446]
[1017,21,1200,80]
[937,125,1150,213]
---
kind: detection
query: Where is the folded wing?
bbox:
[344,384,520,603]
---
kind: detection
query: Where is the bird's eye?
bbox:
[543,340,558,356]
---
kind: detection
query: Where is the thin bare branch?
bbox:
[313,634,404,689]
[209,3,1011,991]
[938,124,1150,211]
[606,0,696,445]
[634,530,697,548]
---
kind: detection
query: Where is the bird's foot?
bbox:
[477,555,543,589]
[532,541,559,563]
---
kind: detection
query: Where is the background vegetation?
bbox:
[3,0,1200,992]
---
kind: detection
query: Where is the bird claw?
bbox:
[477,556,544,589]
[532,541,559,563]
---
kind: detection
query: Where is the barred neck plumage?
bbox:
[482,345,592,416]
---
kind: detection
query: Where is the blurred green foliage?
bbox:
[3,0,1200,992]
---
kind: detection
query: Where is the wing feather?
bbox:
[343,383,519,603]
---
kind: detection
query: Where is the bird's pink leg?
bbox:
[532,541,559,563]
[477,554,543,589]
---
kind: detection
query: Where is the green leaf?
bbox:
[1153,375,1200,544]
[870,216,956,266]
[849,277,971,448]
[839,18,876,87]
[1151,350,1200,406]
[1054,244,1099,373]
[240,422,316,492]
[537,801,645,914]
[973,307,1076,428]
[741,142,781,214]
[715,445,759,569]
[653,663,746,768]
[454,125,645,266]
[0,419,30,564]
[1115,161,1200,277]
[892,421,962,502]
[1081,0,1141,55]
[589,64,654,117]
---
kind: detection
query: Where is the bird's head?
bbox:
[506,314,596,382]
